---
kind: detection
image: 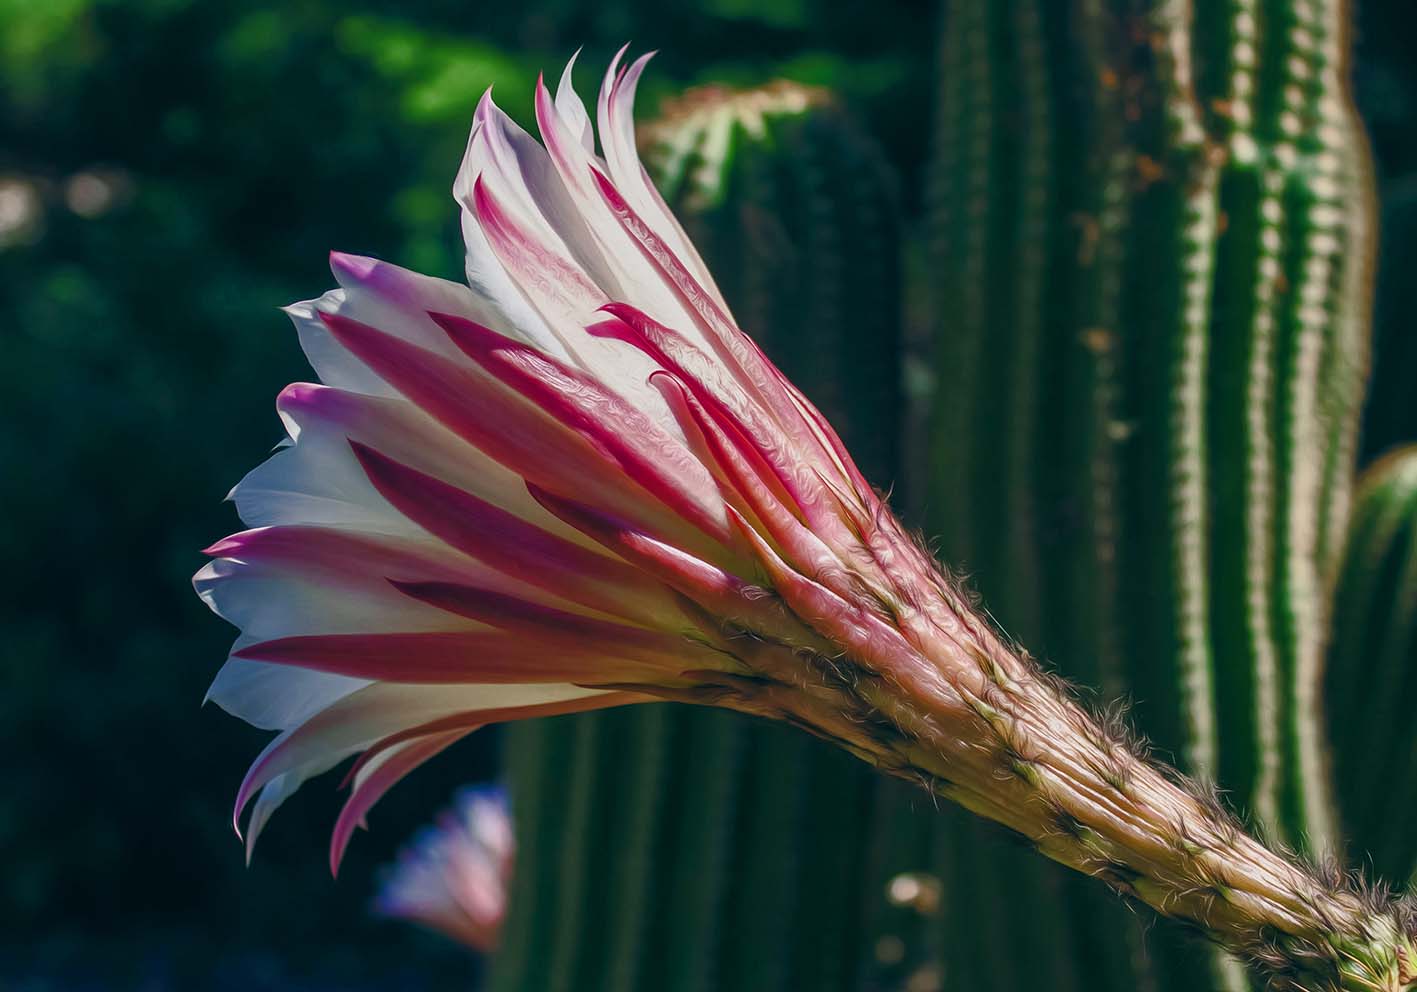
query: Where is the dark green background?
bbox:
[2,1,1413,987]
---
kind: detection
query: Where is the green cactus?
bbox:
[490,82,909,992]
[922,1,1374,990]
[1327,448,1417,885]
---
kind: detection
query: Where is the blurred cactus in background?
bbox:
[1328,450,1417,886]
[919,1,1374,989]
[490,82,911,992]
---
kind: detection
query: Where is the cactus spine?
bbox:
[1327,448,1417,885]
[923,1,1374,989]
[490,82,906,992]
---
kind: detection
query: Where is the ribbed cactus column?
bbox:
[1327,448,1417,886]
[491,82,907,992]
[923,1,1374,989]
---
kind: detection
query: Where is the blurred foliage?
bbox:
[0,0,927,986]
[4,0,1416,987]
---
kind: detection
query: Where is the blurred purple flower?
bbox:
[374,786,513,952]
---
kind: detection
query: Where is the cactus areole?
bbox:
[193,54,1416,991]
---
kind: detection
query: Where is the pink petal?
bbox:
[350,441,676,625]
[468,166,607,338]
[388,580,723,670]
[552,55,595,153]
[592,304,819,497]
[592,50,727,309]
[234,683,609,839]
[727,507,935,687]
[587,166,829,460]
[526,483,830,651]
[341,689,646,794]
[233,630,668,684]
[329,729,473,876]
[317,311,690,540]
[650,374,861,599]
[431,310,732,546]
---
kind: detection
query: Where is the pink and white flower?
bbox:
[375,786,512,952]
[194,48,936,873]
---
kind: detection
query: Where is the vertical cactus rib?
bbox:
[542,712,609,992]
[646,709,742,992]
[602,706,672,991]
[1327,473,1417,751]
[1351,509,1417,859]
[785,746,875,989]
[1326,449,1417,884]
[1189,0,1283,839]
[925,0,982,567]
[1149,0,1223,778]
[852,779,938,990]
[1001,0,1051,647]
[1059,4,1166,989]
[491,719,577,992]
[1310,0,1377,581]
[1123,5,1247,988]
[926,5,1033,988]
[1264,0,1355,853]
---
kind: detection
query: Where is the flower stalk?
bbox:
[665,563,1416,991]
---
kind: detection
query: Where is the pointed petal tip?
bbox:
[596,300,645,322]
[557,50,583,92]
[423,309,465,333]
[587,165,623,205]
[315,308,378,345]
[202,535,241,557]
[329,830,353,878]
[427,309,518,358]
[468,172,493,216]
[474,86,497,121]
[329,250,378,282]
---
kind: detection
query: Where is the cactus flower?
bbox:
[375,786,513,951]
[195,52,1417,991]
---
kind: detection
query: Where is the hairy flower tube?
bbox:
[375,786,512,951]
[195,52,1417,991]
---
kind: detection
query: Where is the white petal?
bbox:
[206,657,368,732]
[554,52,596,154]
